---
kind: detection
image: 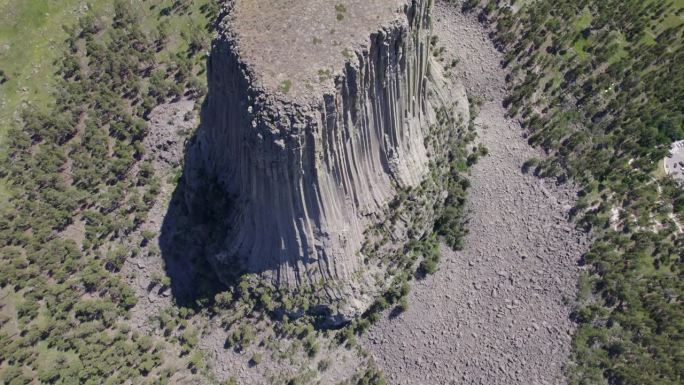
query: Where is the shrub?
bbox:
[397,297,409,313]
[304,335,319,357]
[249,353,263,366]
[318,358,332,372]
[187,350,205,373]
[225,324,255,351]
[279,79,292,93]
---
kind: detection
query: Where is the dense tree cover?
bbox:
[465,0,684,384]
[0,1,218,383]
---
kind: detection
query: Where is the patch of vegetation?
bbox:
[467,1,684,383]
[318,68,333,82]
[340,363,386,385]
[226,323,256,351]
[279,79,293,94]
[416,236,441,275]
[0,0,219,383]
[335,4,347,21]
[342,48,354,59]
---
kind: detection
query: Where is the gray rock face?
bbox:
[183,0,466,317]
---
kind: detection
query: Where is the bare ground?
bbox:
[362,4,590,385]
[124,99,196,331]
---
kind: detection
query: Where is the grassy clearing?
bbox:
[0,0,87,205]
[571,7,592,59]
[0,0,212,128]
[0,0,91,133]
[0,0,212,206]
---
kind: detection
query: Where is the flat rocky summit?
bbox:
[225,0,407,103]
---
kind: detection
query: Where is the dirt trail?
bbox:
[362,4,589,385]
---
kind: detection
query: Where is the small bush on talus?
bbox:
[397,297,409,313]
[418,240,440,275]
[354,365,387,385]
[317,358,332,372]
[225,324,256,351]
[279,79,292,93]
[187,350,205,373]
[420,253,439,274]
[521,157,540,174]
[303,335,319,357]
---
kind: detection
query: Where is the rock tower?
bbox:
[183,0,468,319]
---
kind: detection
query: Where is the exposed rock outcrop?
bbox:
[182,0,468,319]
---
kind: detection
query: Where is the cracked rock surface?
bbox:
[362,3,590,384]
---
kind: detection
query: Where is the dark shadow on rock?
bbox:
[158,92,293,310]
[158,99,234,310]
[388,306,404,320]
[157,66,315,309]
[158,179,226,309]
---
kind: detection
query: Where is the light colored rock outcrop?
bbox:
[183,0,467,318]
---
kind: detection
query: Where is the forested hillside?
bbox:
[1,0,682,383]
[466,0,684,383]
[0,1,220,383]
